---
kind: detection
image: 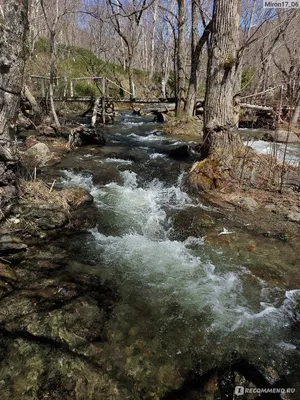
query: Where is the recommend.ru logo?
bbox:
[234,386,296,396]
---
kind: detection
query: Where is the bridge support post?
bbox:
[91,97,100,127]
[41,79,45,97]
[161,79,166,99]
[101,78,106,124]
[63,77,67,98]
[70,80,74,97]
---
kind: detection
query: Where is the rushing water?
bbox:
[56,113,300,397]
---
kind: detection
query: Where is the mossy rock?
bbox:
[188,158,226,191]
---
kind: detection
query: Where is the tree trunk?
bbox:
[291,93,300,129]
[175,0,187,117]
[24,84,42,124]
[149,1,158,81]
[127,51,135,99]
[0,0,28,216]
[49,31,60,128]
[184,0,199,117]
[184,7,212,118]
[202,0,243,160]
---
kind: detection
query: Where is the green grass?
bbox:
[27,37,150,97]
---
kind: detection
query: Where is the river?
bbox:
[3,112,300,399]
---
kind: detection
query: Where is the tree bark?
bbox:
[184,0,200,117]
[0,0,28,216]
[149,1,158,81]
[202,0,243,160]
[49,31,60,128]
[127,52,135,99]
[291,93,300,129]
[175,0,187,117]
[184,11,212,117]
[24,84,42,124]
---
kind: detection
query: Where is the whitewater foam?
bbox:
[88,169,292,337]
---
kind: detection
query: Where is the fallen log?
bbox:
[240,103,274,111]
[24,85,42,121]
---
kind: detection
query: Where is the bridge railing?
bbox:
[29,75,135,100]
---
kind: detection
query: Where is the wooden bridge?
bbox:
[37,96,179,104]
[30,75,170,103]
[29,74,281,132]
[30,74,275,110]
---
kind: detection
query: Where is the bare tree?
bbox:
[175,0,187,116]
[40,0,75,127]
[106,0,155,98]
[201,0,242,159]
[0,0,29,216]
[272,18,300,129]
[148,0,159,80]
[157,0,177,96]
[184,0,211,117]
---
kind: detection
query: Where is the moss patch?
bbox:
[163,117,203,137]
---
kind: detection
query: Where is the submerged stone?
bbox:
[170,208,215,241]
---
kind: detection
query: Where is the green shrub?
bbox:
[242,67,255,89]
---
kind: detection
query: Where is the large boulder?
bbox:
[79,127,106,145]
[21,142,61,167]
[263,130,300,143]
[66,126,106,147]
[37,124,56,136]
[60,187,94,207]
[12,203,68,230]
[189,158,226,191]
[155,112,169,122]
[167,144,202,160]
[168,144,190,159]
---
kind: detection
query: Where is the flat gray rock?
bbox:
[287,212,300,223]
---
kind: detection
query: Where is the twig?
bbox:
[0,256,12,264]
[49,180,56,192]
[279,108,292,193]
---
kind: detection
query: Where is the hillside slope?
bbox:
[25,38,159,99]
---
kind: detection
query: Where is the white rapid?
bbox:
[248,140,300,166]
[61,168,298,349]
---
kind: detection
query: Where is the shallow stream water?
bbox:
[48,113,300,397]
[8,113,300,399]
